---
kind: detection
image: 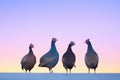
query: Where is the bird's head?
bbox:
[52,38,57,43]
[85,39,90,44]
[70,41,75,46]
[29,43,34,49]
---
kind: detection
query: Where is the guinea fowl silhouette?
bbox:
[21,43,36,72]
[62,41,76,73]
[85,39,99,73]
[38,38,59,73]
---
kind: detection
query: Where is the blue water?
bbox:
[0,73,120,80]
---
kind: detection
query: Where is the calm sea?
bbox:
[0,73,120,80]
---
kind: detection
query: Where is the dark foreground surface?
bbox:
[0,73,120,80]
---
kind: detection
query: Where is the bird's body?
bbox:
[85,39,99,73]
[62,41,76,73]
[38,38,59,73]
[21,44,36,72]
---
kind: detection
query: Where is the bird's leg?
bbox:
[49,68,53,73]
[49,68,51,73]
[66,69,68,73]
[25,70,27,73]
[69,69,71,73]
[94,68,96,73]
[29,70,31,73]
[88,68,90,73]
[51,69,53,73]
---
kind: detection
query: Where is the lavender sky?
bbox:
[0,0,120,73]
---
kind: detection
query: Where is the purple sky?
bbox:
[0,0,120,73]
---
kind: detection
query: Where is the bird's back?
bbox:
[40,50,59,68]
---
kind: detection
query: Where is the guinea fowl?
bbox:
[21,43,36,72]
[62,41,76,73]
[38,38,59,73]
[85,39,99,73]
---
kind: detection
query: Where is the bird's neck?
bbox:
[67,45,73,53]
[29,48,33,54]
[87,42,94,52]
[50,41,57,51]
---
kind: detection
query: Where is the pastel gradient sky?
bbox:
[0,0,120,73]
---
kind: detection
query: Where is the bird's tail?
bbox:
[74,65,76,68]
[38,63,41,67]
[21,66,24,70]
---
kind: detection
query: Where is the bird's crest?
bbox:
[52,38,57,43]
[85,39,90,44]
[29,43,34,48]
[70,41,75,46]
